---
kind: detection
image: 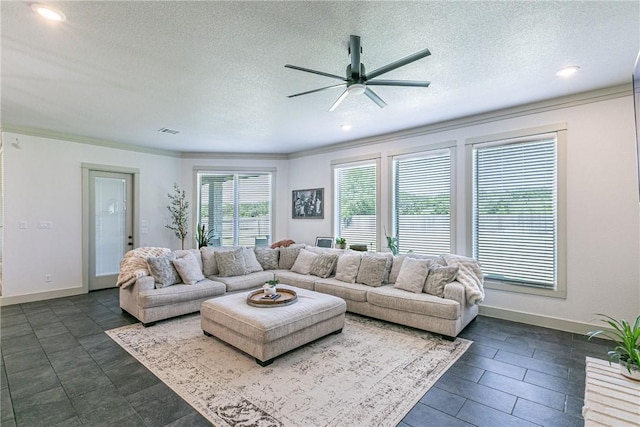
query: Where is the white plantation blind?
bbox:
[334,162,377,249]
[198,172,272,247]
[393,149,452,255]
[472,137,557,288]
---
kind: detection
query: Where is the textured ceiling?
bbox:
[1,1,639,154]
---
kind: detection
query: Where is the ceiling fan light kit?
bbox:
[286,35,431,112]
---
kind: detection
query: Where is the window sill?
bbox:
[484,279,567,299]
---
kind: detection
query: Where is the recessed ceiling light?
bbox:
[556,66,580,78]
[341,124,353,131]
[31,4,66,22]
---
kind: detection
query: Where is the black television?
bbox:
[634,51,640,201]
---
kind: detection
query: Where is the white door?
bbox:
[89,171,133,290]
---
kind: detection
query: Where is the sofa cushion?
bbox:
[309,253,339,278]
[215,248,246,277]
[138,279,226,308]
[147,253,180,288]
[393,257,431,294]
[290,248,318,274]
[389,254,442,284]
[278,247,301,270]
[174,249,203,272]
[243,247,264,274]
[424,265,459,297]
[172,252,206,285]
[367,285,460,320]
[213,271,275,292]
[314,278,369,302]
[334,253,362,283]
[274,270,317,291]
[200,247,234,276]
[356,253,392,287]
[254,247,279,270]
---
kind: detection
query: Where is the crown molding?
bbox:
[287,83,632,159]
[181,152,288,160]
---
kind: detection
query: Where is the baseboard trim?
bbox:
[478,305,601,334]
[0,287,87,306]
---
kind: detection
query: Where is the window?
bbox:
[470,130,565,295]
[333,159,379,250]
[392,148,453,255]
[197,171,273,247]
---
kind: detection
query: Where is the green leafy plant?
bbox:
[195,224,216,248]
[384,226,399,255]
[587,314,640,375]
[265,279,279,287]
[166,183,189,249]
[335,237,346,245]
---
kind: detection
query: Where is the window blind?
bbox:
[393,150,452,255]
[334,162,377,249]
[198,172,272,247]
[473,137,557,288]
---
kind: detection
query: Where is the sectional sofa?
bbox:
[118,245,483,338]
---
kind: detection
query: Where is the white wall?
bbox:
[1,132,181,302]
[287,95,640,329]
[179,156,290,246]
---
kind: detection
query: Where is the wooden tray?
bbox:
[247,288,298,307]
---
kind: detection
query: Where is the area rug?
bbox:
[106,313,471,427]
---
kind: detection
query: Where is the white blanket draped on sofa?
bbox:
[441,254,485,305]
[116,247,171,289]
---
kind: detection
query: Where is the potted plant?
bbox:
[587,313,640,381]
[166,183,189,249]
[263,278,279,296]
[335,237,347,250]
[384,227,399,255]
[196,224,216,248]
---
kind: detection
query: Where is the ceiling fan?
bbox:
[285,35,431,112]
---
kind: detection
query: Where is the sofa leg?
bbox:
[142,321,156,327]
[203,330,212,337]
[441,334,455,341]
[331,328,343,335]
[256,357,274,367]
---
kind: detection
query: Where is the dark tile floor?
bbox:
[1,288,610,426]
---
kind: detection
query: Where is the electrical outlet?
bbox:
[45,274,52,282]
[38,221,53,229]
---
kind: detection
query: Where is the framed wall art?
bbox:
[292,188,324,219]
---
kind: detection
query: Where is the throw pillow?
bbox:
[356,253,390,287]
[254,247,279,270]
[309,253,339,278]
[147,253,180,288]
[424,265,459,297]
[215,248,247,277]
[242,247,264,274]
[334,253,362,283]
[394,257,431,294]
[174,249,203,272]
[388,255,407,284]
[279,247,301,270]
[172,253,205,285]
[290,248,319,275]
[200,246,234,276]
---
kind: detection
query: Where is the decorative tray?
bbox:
[247,288,298,307]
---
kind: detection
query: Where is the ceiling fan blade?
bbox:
[328,90,349,112]
[366,79,430,88]
[287,83,346,98]
[364,88,387,109]
[350,35,361,80]
[285,64,347,81]
[365,48,431,80]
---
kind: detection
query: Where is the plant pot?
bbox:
[619,362,640,381]
[336,243,346,250]
[263,286,277,296]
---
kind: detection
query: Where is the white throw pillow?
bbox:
[172,252,205,285]
[393,257,431,293]
[335,253,362,283]
[290,248,319,275]
[242,247,264,274]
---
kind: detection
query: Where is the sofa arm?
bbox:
[443,281,465,306]
[134,276,155,292]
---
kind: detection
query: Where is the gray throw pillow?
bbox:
[309,253,339,278]
[215,248,246,277]
[356,254,390,287]
[394,257,431,294]
[254,247,279,270]
[424,265,459,297]
[242,247,264,274]
[147,253,180,288]
[290,248,319,275]
[174,249,203,272]
[172,253,205,285]
[335,253,362,283]
[279,247,301,270]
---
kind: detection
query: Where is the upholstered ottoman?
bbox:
[200,286,346,366]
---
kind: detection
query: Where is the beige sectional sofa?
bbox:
[119,245,482,338]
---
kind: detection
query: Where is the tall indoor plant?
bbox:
[166,183,189,249]
[587,313,640,381]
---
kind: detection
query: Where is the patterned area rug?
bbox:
[107,313,471,426]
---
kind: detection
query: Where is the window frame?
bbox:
[465,124,567,298]
[194,167,276,247]
[388,142,457,255]
[331,154,381,251]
